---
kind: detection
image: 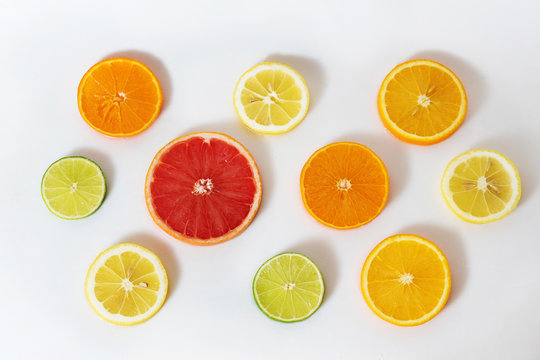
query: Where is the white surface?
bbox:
[1,1,539,359]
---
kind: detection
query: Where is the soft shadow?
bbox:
[474,133,537,206]
[103,50,173,111]
[399,224,467,305]
[70,148,114,193]
[265,54,326,110]
[285,239,338,301]
[182,121,275,214]
[331,133,409,203]
[410,50,486,119]
[118,233,181,297]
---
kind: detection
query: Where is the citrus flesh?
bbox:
[300,142,389,229]
[41,156,106,219]
[361,234,451,326]
[233,62,309,134]
[253,253,324,322]
[85,243,168,326]
[378,59,467,145]
[145,132,262,245]
[441,150,521,223]
[78,57,162,137]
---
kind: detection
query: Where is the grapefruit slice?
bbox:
[145,132,262,245]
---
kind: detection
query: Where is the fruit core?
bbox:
[417,94,431,107]
[113,92,126,103]
[192,178,214,195]
[337,179,352,191]
[399,272,414,285]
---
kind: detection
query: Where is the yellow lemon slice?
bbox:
[85,243,168,325]
[233,62,309,134]
[441,150,521,223]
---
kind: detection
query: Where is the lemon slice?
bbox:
[85,243,168,326]
[441,150,521,223]
[233,62,309,134]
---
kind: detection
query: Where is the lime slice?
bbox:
[41,156,106,219]
[253,253,324,322]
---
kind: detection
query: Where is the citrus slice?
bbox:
[41,156,106,219]
[378,59,467,145]
[85,243,168,326]
[145,132,262,245]
[441,150,521,223]
[300,142,389,229]
[361,234,451,326]
[233,62,309,134]
[253,253,324,322]
[78,57,163,137]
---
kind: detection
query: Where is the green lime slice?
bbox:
[41,156,106,219]
[253,253,324,322]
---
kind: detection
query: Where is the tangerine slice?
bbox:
[145,132,262,245]
[300,142,389,229]
[77,57,162,137]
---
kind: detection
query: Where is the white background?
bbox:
[1,0,539,359]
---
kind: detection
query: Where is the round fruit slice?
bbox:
[78,57,162,137]
[378,59,467,145]
[253,253,324,322]
[300,142,389,229]
[85,243,168,326]
[361,234,451,326]
[145,132,262,245]
[233,62,309,134]
[41,156,106,219]
[441,149,521,223]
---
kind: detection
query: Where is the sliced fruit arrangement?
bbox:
[145,132,262,245]
[41,156,106,219]
[361,234,451,326]
[441,149,521,223]
[85,243,168,326]
[378,59,467,145]
[253,253,324,322]
[300,142,389,229]
[78,57,162,137]
[233,62,309,134]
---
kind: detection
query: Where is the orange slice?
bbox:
[300,142,389,229]
[378,59,467,145]
[361,234,451,326]
[77,57,163,137]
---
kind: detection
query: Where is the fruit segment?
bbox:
[85,243,168,326]
[361,234,451,326]
[301,142,389,229]
[234,62,309,134]
[145,132,262,245]
[442,150,521,223]
[78,57,162,137]
[378,59,467,145]
[253,253,324,322]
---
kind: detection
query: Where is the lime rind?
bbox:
[252,252,324,323]
[41,156,106,219]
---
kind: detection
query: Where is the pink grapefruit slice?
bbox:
[145,132,262,245]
